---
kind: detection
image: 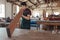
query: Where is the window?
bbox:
[0,4,5,18]
[46,12,48,17]
[16,5,19,13]
[32,11,40,17]
[54,12,59,15]
[32,9,40,17]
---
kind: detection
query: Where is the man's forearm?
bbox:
[22,15,30,20]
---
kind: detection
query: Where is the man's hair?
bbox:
[21,2,27,6]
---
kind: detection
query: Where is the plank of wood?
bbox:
[6,8,25,38]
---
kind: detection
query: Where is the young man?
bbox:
[20,2,31,29]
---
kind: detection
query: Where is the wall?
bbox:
[0,0,5,4]
[0,0,5,19]
[0,0,13,19]
[5,2,12,19]
[13,5,16,14]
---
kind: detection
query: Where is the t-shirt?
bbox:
[21,8,31,29]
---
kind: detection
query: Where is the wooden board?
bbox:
[6,8,25,38]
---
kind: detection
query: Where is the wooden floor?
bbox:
[0,27,60,40]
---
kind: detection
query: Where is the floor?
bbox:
[0,27,60,40]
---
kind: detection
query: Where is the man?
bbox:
[20,2,31,29]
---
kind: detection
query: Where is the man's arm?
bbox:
[22,15,30,20]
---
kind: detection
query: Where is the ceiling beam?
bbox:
[28,0,36,5]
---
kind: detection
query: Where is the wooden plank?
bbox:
[37,21,60,25]
[6,8,25,38]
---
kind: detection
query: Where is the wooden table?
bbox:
[37,20,60,32]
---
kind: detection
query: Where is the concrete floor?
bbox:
[0,27,30,40]
[0,27,60,40]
